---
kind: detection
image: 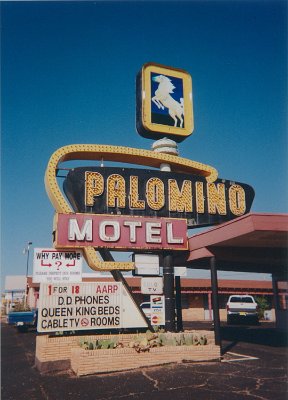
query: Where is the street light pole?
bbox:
[24,241,32,306]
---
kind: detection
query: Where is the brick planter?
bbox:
[35,331,220,374]
[71,343,220,376]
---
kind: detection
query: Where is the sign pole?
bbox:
[175,275,183,331]
[153,138,179,332]
[163,252,175,331]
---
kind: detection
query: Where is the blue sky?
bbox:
[1,0,287,286]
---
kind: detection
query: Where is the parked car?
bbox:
[226,295,259,325]
[7,309,38,332]
[140,302,151,320]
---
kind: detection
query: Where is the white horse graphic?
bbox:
[152,75,184,128]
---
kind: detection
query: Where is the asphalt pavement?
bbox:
[1,320,287,400]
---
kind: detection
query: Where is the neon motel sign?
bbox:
[44,64,254,271]
[63,167,255,228]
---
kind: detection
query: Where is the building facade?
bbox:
[23,275,288,322]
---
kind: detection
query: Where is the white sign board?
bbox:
[141,277,163,294]
[150,295,165,326]
[37,282,147,333]
[33,248,83,283]
[133,254,160,276]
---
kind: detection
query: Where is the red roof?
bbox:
[185,213,288,277]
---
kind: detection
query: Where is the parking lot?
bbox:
[1,319,287,400]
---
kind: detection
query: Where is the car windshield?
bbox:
[230,296,254,303]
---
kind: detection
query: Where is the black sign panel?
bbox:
[63,167,255,228]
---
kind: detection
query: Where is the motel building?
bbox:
[23,274,287,324]
[10,213,287,329]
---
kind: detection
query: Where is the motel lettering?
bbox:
[55,214,187,251]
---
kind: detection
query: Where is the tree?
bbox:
[255,296,269,320]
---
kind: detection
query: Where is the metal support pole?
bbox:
[210,256,221,348]
[272,273,281,328]
[272,273,280,310]
[208,291,212,321]
[175,275,183,331]
[163,252,175,332]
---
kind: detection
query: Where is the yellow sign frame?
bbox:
[45,144,218,271]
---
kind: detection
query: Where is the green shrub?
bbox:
[79,332,208,352]
[79,337,118,350]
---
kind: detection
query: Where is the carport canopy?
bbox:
[183,213,288,344]
[186,213,288,280]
